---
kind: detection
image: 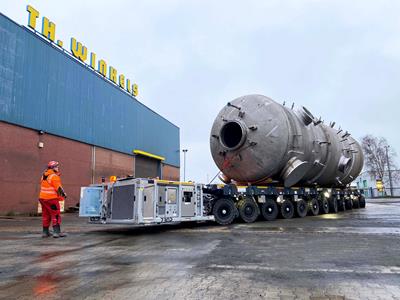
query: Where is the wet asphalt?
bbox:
[0,199,400,300]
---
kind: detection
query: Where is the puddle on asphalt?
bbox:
[33,274,71,296]
[4,273,73,297]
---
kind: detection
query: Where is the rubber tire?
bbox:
[280,199,294,219]
[237,197,260,223]
[345,199,353,210]
[329,198,338,213]
[260,198,278,221]
[337,198,346,211]
[212,198,236,225]
[359,195,366,208]
[320,198,329,214]
[353,199,360,209]
[308,198,320,216]
[295,199,307,218]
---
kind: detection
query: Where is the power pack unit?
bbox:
[79,178,214,225]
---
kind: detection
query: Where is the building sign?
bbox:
[26,5,139,97]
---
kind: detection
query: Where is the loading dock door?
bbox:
[135,155,160,178]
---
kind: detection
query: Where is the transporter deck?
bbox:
[79,177,365,226]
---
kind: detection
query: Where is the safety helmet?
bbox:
[47,161,59,169]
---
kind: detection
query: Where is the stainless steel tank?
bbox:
[210,94,364,187]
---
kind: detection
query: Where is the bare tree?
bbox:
[361,135,399,187]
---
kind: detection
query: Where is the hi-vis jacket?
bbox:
[39,169,64,200]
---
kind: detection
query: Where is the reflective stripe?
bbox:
[41,187,55,191]
[40,190,57,194]
[40,190,57,195]
[41,189,56,193]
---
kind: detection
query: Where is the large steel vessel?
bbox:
[210,94,363,187]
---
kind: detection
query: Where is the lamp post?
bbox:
[182,149,188,182]
[385,145,394,197]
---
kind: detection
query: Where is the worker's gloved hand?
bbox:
[57,187,67,198]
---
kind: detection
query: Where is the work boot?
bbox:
[52,225,67,238]
[42,227,51,238]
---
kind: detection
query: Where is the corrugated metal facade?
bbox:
[0,13,180,167]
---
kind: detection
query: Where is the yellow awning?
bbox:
[133,149,165,161]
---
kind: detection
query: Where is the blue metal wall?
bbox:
[0,13,180,167]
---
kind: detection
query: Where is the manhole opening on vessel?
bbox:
[220,122,243,149]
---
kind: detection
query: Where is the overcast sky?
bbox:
[2,1,400,183]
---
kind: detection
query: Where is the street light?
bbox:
[182,149,188,182]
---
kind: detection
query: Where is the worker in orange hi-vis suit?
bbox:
[38,161,67,238]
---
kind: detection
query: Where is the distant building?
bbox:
[355,170,400,197]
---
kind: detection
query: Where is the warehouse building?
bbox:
[0,12,180,214]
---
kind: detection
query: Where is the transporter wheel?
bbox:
[260,198,279,221]
[329,198,338,213]
[280,199,294,219]
[359,195,366,208]
[212,198,236,225]
[295,199,308,218]
[320,198,329,214]
[308,198,319,216]
[337,199,346,211]
[345,198,353,210]
[237,197,260,223]
[353,198,360,209]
